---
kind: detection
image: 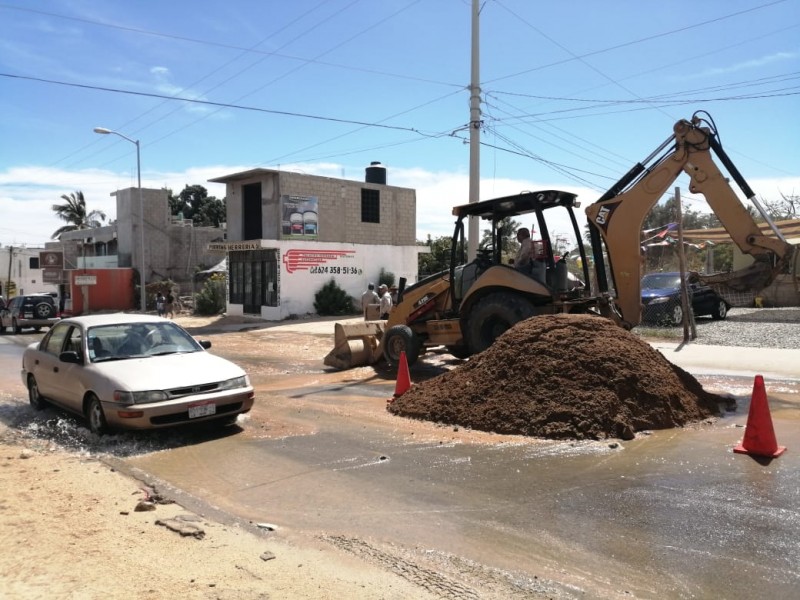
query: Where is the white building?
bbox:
[209,163,422,320]
[0,244,57,299]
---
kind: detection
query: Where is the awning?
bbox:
[681,218,800,243]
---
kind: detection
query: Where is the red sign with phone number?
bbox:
[282,249,355,274]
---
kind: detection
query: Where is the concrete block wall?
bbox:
[111,187,224,292]
[278,172,416,245]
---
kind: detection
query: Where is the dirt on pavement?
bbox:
[389,314,723,440]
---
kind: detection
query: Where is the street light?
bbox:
[93,127,147,313]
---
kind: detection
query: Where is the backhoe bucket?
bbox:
[323,321,385,370]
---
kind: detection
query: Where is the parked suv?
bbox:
[641,272,729,326]
[0,294,59,334]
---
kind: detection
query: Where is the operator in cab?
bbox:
[514,227,532,273]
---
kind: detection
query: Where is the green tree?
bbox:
[167,184,225,227]
[51,190,107,239]
[418,235,455,277]
[480,216,521,263]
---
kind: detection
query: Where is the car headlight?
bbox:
[114,390,169,405]
[217,375,250,391]
[648,297,670,305]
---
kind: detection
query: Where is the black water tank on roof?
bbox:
[365,161,387,185]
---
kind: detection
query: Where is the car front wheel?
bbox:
[28,375,47,410]
[668,304,684,326]
[711,300,728,320]
[86,394,109,436]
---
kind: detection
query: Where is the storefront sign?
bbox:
[280,195,318,241]
[207,241,263,252]
[282,249,357,274]
[43,268,64,283]
[40,251,64,268]
[74,275,97,285]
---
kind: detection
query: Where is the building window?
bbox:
[361,189,380,223]
[29,257,40,269]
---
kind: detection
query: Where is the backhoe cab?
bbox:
[324,189,597,369]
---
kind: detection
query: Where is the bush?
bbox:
[194,274,226,316]
[378,268,395,288]
[314,278,355,316]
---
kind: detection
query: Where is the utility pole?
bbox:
[467,0,481,261]
[5,245,13,298]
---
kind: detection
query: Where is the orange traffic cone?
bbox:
[390,351,412,401]
[733,375,786,458]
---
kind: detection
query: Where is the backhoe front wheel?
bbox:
[382,325,420,367]
[465,292,536,355]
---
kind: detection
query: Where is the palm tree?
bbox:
[51,191,107,239]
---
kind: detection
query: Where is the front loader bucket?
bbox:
[323,321,385,370]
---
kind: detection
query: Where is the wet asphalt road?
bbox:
[125,380,800,599]
[1,329,799,599]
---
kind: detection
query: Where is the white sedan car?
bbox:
[21,313,255,435]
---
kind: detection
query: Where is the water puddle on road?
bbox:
[0,391,251,458]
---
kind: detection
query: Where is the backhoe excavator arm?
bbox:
[585,114,794,328]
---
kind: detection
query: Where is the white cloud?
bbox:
[1,164,798,249]
[689,51,796,78]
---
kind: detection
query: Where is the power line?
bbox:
[0,72,435,135]
[0,2,463,90]
[486,0,789,84]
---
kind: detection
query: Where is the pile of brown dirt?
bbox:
[388,314,723,440]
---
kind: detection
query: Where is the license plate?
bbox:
[188,402,216,418]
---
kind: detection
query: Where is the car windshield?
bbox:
[87,322,203,362]
[641,274,682,289]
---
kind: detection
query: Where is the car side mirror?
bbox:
[198,340,212,349]
[59,351,83,365]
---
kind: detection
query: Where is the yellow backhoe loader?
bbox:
[324,111,795,370]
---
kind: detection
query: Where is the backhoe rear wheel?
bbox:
[382,325,420,367]
[465,292,536,355]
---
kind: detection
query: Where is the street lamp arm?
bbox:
[93,127,137,146]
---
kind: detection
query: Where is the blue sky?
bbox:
[1,0,798,247]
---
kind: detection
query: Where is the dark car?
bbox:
[0,294,59,334]
[641,272,729,326]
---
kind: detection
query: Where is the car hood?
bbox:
[93,351,246,391]
[641,286,680,299]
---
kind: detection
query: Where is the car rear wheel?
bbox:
[86,394,109,436]
[711,300,728,320]
[28,376,47,410]
[34,302,54,318]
